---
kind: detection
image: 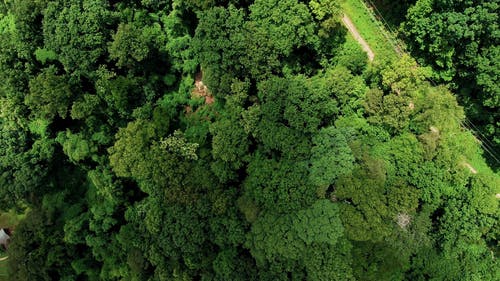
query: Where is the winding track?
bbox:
[342,14,375,62]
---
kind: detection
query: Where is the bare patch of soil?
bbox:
[409,101,415,110]
[192,71,215,105]
[396,213,411,229]
[430,126,439,134]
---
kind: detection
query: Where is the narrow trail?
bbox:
[463,162,477,174]
[0,256,7,261]
[342,14,375,62]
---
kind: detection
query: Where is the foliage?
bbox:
[402,0,500,162]
[0,1,498,280]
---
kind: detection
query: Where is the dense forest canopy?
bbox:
[0,0,498,280]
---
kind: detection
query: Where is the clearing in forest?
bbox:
[193,71,215,105]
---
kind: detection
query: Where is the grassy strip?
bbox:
[341,0,399,62]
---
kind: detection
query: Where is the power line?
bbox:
[363,0,406,54]
[357,0,500,163]
[357,0,401,55]
[427,79,500,158]
[424,80,499,160]
[425,81,500,163]
[463,123,500,163]
[462,117,498,150]
[460,119,500,163]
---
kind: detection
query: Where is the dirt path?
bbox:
[342,14,375,62]
[0,256,7,261]
[463,162,477,174]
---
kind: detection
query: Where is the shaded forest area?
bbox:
[0,0,498,280]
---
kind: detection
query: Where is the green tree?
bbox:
[25,66,72,120]
[109,23,148,68]
[246,200,354,280]
[43,0,110,75]
[402,0,500,158]
[309,126,355,193]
